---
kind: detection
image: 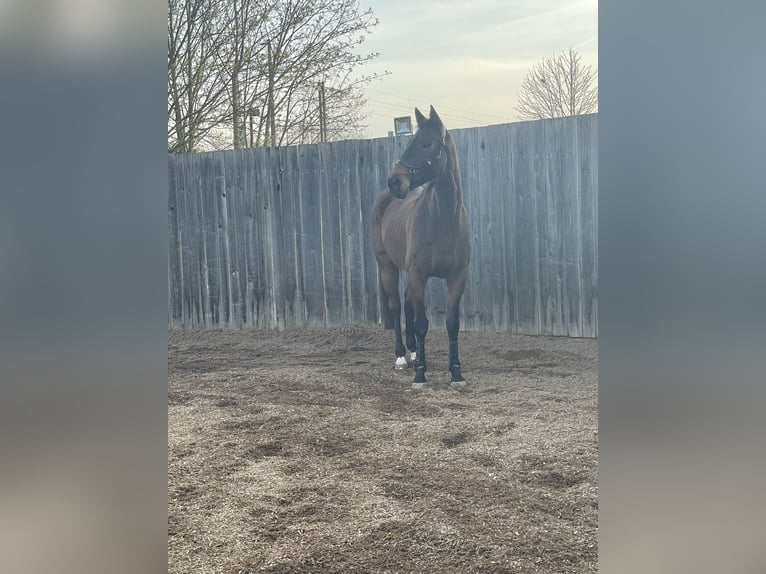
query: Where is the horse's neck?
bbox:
[429,159,462,222]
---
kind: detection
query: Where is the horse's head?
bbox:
[387,105,448,199]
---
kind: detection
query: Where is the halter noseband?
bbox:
[395,137,446,174]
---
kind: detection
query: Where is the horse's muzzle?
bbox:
[387,172,410,199]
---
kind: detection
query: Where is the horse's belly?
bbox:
[379,201,413,268]
[427,258,455,279]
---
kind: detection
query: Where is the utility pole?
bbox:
[248,108,259,148]
[232,0,242,148]
[318,81,327,143]
[267,39,276,147]
[185,0,194,152]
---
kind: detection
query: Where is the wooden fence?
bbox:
[168,113,597,336]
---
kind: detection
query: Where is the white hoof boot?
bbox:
[394,356,408,370]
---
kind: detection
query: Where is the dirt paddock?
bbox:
[168,325,598,573]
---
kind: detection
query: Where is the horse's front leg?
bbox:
[403,299,418,367]
[405,275,429,387]
[446,269,467,386]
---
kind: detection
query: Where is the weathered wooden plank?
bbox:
[456,126,479,331]
[510,121,541,335]
[335,142,353,324]
[197,154,216,327]
[296,143,325,326]
[318,142,344,325]
[263,146,286,329]
[474,125,501,331]
[555,117,584,337]
[180,154,201,326]
[226,149,247,328]
[231,149,253,327]
[185,155,201,327]
[221,151,237,327]
[197,154,212,327]
[541,118,567,336]
[189,154,210,327]
[239,149,258,326]
[578,114,598,337]
[276,145,302,327]
[167,158,181,328]
[344,140,367,324]
[212,154,226,327]
[287,146,305,327]
[260,147,280,327]
[498,125,519,333]
[357,138,380,323]
[220,152,234,326]
[250,150,269,327]
[489,122,513,332]
[172,157,188,326]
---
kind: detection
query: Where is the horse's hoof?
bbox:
[451,371,465,381]
[411,382,427,390]
[450,368,466,387]
[394,356,408,370]
[413,367,427,386]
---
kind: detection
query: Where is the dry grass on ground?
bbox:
[168,325,598,573]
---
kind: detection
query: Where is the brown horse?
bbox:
[372,105,470,388]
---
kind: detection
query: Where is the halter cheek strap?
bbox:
[395,137,446,174]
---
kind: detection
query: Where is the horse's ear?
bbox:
[414,107,428,128]
[429,105,445,135]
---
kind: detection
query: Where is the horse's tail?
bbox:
[378,276,394,330]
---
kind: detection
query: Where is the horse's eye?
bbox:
[422,141,432,149]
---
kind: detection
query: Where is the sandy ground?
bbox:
[168,325,598,573]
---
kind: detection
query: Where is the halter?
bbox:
[395,137,446,174]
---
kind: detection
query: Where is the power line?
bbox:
[367,88,515,123]
[371,95,514,124]
[366,99,507,126]
[367,112,400,121]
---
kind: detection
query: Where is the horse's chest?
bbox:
[409,235,464,277]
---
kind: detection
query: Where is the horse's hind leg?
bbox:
[380,263,408,369]
[446,269,468,386]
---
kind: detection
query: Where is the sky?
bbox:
[355,0,598,138]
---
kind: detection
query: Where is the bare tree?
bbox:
[212,0,272,149]
[168,0,384,152]
[167,0,233,152]
[255,0,384,146]
[515,48,598,121]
